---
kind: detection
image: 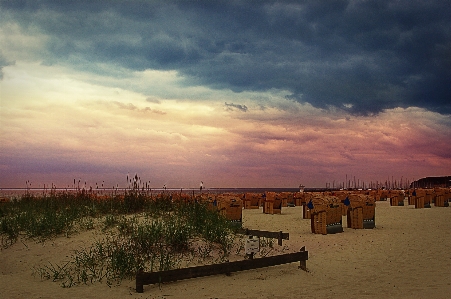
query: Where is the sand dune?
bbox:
[1,200,450,299]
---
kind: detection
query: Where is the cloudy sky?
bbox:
[1,0,450,189]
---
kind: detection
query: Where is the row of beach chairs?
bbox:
[168,188,449,235]
[387,188,451,208]
[171,190,378,235]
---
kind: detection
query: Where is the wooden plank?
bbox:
[136,249,308,293]
[236,229,289,241]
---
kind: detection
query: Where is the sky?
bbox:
[1,0,450,189]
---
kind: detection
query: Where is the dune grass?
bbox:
[1,190,242,287]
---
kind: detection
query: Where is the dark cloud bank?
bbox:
[2,0,450,115]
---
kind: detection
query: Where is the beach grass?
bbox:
[1,190,244,287]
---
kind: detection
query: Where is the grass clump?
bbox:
[14,191,238,287]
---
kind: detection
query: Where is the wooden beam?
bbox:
[236,229,289,246]
[136,248,308,293]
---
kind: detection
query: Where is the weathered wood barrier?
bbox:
[136,247,309,293]
[236,228,289,246]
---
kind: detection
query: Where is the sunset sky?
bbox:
[1,0,450,189]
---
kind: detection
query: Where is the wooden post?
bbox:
[299,246,307,271]
[136,268,144,293]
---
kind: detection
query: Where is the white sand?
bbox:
[1,200,450,298]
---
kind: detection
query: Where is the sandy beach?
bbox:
[1,200,450,299]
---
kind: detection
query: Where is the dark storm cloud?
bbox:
[0,51,15,80]
[112,101,166,114]
[2,0,450,114]
[225,102,248,112]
